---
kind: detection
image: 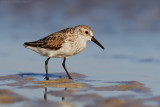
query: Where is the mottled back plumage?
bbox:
[24,27,74,50]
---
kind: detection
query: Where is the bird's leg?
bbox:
[62,58,72,79]
[45,58,50,80]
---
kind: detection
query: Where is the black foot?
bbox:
[44,77,49,80]
[68,76,72,79]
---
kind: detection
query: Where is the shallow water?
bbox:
[0,0,160,107]
[0,72,159,107]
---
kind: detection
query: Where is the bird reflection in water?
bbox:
[44,87,67,101]
[44,88,47,101]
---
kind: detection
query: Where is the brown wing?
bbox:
[24,27,74,50]
[24,33,65,50]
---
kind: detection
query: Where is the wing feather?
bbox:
[24,27,74,50]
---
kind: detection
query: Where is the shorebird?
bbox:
[24,25,104,80]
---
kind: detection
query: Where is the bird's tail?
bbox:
[23,41,47,47]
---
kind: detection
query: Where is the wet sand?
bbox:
[0,73,159,107]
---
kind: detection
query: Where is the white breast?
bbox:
[72,35,87,55]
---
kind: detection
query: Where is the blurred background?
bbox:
[0,0,160,80]
[0,0,160,78]
[0,0,160,106]
[1,0,160,37]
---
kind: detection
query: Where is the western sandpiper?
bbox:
[24,25,104,80]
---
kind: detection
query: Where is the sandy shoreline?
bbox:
[0,73,159,107]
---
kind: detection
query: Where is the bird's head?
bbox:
[74,25,104,50]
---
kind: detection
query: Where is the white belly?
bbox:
[25,41,87,58]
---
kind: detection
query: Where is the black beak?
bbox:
[91,36,104,50]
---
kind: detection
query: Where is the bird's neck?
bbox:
[73,35,87,54]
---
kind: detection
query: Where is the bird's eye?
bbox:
[85,31,89,34]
